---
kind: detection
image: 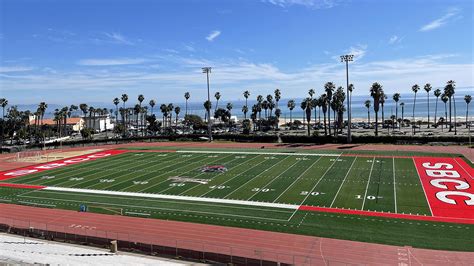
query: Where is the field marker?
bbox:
[273,156,322,203]
[411,157,433,216]
[361,157,376,211]
[330,157,357,208]
[393,157,398,213]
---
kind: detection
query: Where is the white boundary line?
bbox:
[43,186,299,210]
[330,156,357,208]
[412,157,433,216]
[393,157,398,214]
[453,157,473,179]
[176,150,340,157]
[361,157,376,211]
[272,156,322,203]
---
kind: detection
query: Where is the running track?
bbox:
[1,203,473,265]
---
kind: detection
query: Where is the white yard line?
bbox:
[412,157,433,216]
[329,156,357,208]
[157,154,236,194]
[272,156,322,203]
[246,158,301,200]
[298,155,341,205]
[199,155,267,197]
[453,157,473,179]
[393,157,398,214]
[177,150,340,157]
[361,157,376,211]
[222,155,292,199]
[177,155,247,195]
[42,186,299,210]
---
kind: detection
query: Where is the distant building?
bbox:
[83,115,114,132]
[31,117,84,132]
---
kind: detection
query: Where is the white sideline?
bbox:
[43,187,299,210]
[176,150,341,157]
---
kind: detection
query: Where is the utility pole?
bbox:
[202,67,213,141]
[340,54,354,143]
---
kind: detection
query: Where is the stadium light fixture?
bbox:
[202,67,213,142]
[340,54,354,143]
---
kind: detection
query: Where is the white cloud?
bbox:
[263,0,340,9]
[0,66,34,73]
[206,30,221,42]
[419,7,461,32]
[183,44,196,52]
[388,35,403,45]
[77,58,148,66]
[103,32,134,45]
[333,44,367,61]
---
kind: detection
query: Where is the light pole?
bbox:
[340,54,354,143]
[202,67,213,141]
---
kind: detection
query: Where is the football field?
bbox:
[0,147,473,251]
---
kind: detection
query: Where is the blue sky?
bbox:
[0,0,473,106]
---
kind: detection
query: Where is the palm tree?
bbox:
[444,80,455,132]
[88,106,95,130]
[424,83,432,128]
[400,102,405,126]
[348,84,354,132]
[300,98,313,136]
[184,92,190,117]
[266,94,274,116]
[370,82,383,136]
[226,103,233,130]
[242,105,248,120]
[214,92,221,111]
[0,98,8,119]
[411,84,420,135]
[121,94,128,134]
[392,93,400,129]
[321,94,328,136]
[243,90,250,117]
[433,89,441,128]
[324,82,335,135]
[287,100,295,125]
[380,92,387,128]
[160,104,168,128]
[167,103,174,129]
[464,95,472,128]
[274,89,281,108]
[203,100,212,124]
[113,98,120,123]
[133,104,141,135]
[308,88,316,125]
[174,106,181,132]
[441,94,448,129]
[149,99,156,115]
[365,100,371,124]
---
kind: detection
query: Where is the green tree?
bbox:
[424,83,432,128]
[433,89,441,128]
[365,100,371,124]
[444,80,455,132]
[300,98,313,136]
[149,99,156,115]
[287,100,295,125]
[184,92,190,116]
[113,98,120,124]
[370,82,383,136]
[214,92,221,111]
[411,84,420,135]
[441,94,448,129]
[324,82,335,135]
[392,93,400,129]
[464,95,471,128]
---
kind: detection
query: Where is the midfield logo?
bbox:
[201,165,228,173]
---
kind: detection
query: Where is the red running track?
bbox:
[1,203,473,265]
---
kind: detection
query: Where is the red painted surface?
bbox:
[0,183,46,189]
[0,150,127,182]
[298,205,474,225]
[413,157,474,219]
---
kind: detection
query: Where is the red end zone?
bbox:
[414,157,474,220]
[0,150,127,182]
